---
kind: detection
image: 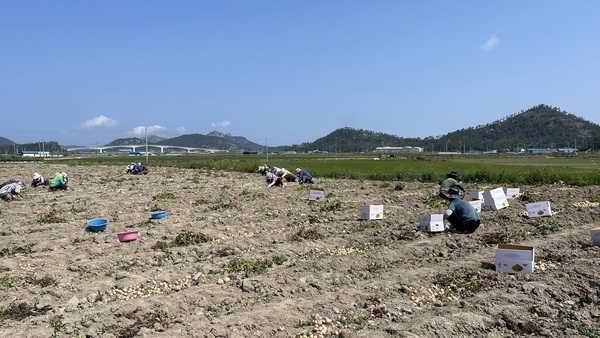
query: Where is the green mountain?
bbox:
[105,132,265,152]
[290,104,600,153]
[206,131,264,151]
[105,138,147,146]
[0,136,15,146]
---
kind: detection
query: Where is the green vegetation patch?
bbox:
[530,219,562,235]
[560,318,600,338]
[291,227,323,241]
[312,200,345,212]
[0,302,40,322]
[152,231,211,250]
[0,244,33,257]
[425,195,447,208]
[226,255,287,277]
[432,268,497,298]
[152,192,175,200]
[0,274,18,289]
[25,274,58,288]
[239,188,267,200]
[37,210,67,224]
[480,230,525,245]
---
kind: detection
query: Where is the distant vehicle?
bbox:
[243,151,258,155]
[128,151,141,156]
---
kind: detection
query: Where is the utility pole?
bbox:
[335,138,338,160]
[145,127,149,164]
[265,138,268,162]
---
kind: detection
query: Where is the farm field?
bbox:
[0,162,600,337]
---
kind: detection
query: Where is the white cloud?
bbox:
[481,34,499,51]
[175,127,187,135]
[81,115,117,128]
[211,120,231,129]
[132,125,167,136]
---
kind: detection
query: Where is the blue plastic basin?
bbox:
[151,211,166,219]
[87,218,108,232]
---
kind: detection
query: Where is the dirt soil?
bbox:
[0,163,599,338]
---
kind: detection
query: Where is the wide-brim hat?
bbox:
[447,171,459,179]
[444,187,461,199]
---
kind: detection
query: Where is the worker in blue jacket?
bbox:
[295,167,316,184]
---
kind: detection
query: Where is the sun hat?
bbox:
[444,187,462,199]
[33,173,41,179]
[447,171,459,179]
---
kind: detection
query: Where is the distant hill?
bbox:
[5,104,599,154]
[105,137,146,146]
[291,104,600,153]
[148,135,167,143]
[207,131,264,151]
[156,133,264,152]
[105,132,266,152]
[434,104,600,152]
[0,136,15,146]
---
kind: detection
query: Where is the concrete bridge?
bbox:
[66,144,228,154]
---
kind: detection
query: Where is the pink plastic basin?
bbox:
[117,231,139,242]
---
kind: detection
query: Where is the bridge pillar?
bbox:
[160,147,164,154]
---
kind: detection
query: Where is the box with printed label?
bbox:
[359,205,384,220]
[468,191,484,200]
[503,188,521,199]
[590,227,600,246]
[308,189,325,201]
[483,188,509,211]
[495,244,535,274]
[419,214,445,232]
[526,201,552,218]
[468,200,482,213]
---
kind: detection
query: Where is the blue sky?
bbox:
[1,1,599,147]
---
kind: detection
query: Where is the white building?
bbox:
[20,150,51,157]
[375,146,424,153]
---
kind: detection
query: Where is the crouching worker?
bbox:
[266,170,284,188]
[439,171,464,199]
[442,187,480,233]
[31,173,48,187]
[49,172,69,191]
[295,167,315,184]
[280,168,296,182]
[0,180,23,201]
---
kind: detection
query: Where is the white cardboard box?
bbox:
[483,188,509,211]
[468,191,484,200]
[468,200,482,213]
[590,227,600,246]
[503,188,521,199]
[419,214,445,232]
[495,244,535,274]
[308,189,325,201]
[359,204,384,220]
[526,201,552,218]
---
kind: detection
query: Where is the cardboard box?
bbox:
[359,204,384,220]
[589,227,600,246]
[419,214,445,232]
[495,244,535,274]
[308,189,325,201]
[468,200,482,213]
[526,201,552,218]
[503,188,521,199]
[483,188,509,211]
[468,191,484,200]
